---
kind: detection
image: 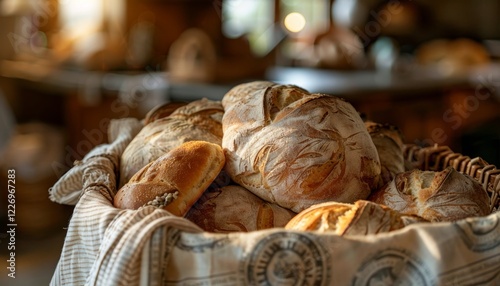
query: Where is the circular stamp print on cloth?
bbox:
[352,248,432,286]
[245,231,331,286]
[454,214,500,252]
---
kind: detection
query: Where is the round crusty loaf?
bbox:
[185,184,297,233]
[143,101,187,125]
[119,98,224,187]
[114,141,226,217]
[368,166,491,222]
[221,81,381,213]
[285,200,426,236]
[364,120,405,187]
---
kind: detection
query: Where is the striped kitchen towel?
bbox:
[49,117,202,286]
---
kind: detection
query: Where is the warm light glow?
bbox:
[284,12,306,33]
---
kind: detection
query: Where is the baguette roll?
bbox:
[114,141,225,217]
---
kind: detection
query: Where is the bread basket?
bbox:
[49,118,500,286]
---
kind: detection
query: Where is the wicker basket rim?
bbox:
[404,144,500,212]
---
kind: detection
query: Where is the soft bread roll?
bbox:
[119,98,224,187]
[285,200,426,236]
[368,166,490,222]
[114,141,226,217]
[185,184,297,233]
[365,121,405,187]
[221,81,381,213]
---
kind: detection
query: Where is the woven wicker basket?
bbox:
[404,144,500,212]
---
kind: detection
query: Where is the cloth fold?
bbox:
[49,118,201,285]
[49,117,143,205]
[50,184,202,286]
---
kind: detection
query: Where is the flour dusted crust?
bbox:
[221,81,381,213]
[365,121,405,187]
[185,184,297,233]
[368,166,491,222]
[119,98,224,187]
[143,101,188,125]
[114,141,226,217]
[285,200,426,236]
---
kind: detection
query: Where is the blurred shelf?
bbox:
[1,59,499,163]
[266,64,500,101]
[2,59,500,103]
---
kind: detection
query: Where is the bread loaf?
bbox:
[113,141,225,217]
[167,28,217,83]
[365,121,405,187]
[415,38,490,75]
[185,184,297,233]
[119,98,224,187]
[143,101,187,125]
[285,200,426,236]
[221,81,381,213]
[368,166,491,222]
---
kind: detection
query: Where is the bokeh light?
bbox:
[284,12,306,33]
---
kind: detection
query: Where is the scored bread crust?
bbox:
[143,101,188,125]
[113,141,226,217]
[185,184,297,233]
[285,200,425,236]
[368,166,491,222]
[364,120,405,187]
[221,81,381,213]
[119,98,224,187]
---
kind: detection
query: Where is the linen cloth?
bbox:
[49,118,202,286]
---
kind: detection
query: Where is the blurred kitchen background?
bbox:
[0,0,500,284]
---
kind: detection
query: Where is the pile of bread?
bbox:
[415,38,490,76]
[113,81,491,236]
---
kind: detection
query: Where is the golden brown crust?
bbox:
[222,81,381,213]
[368,167,491,222]
[114,141,226,217]
[169,98,224,139]
[285,200,423,235]
[185,184,296,233]
[119,98,224,187]
[285,201,353,233]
